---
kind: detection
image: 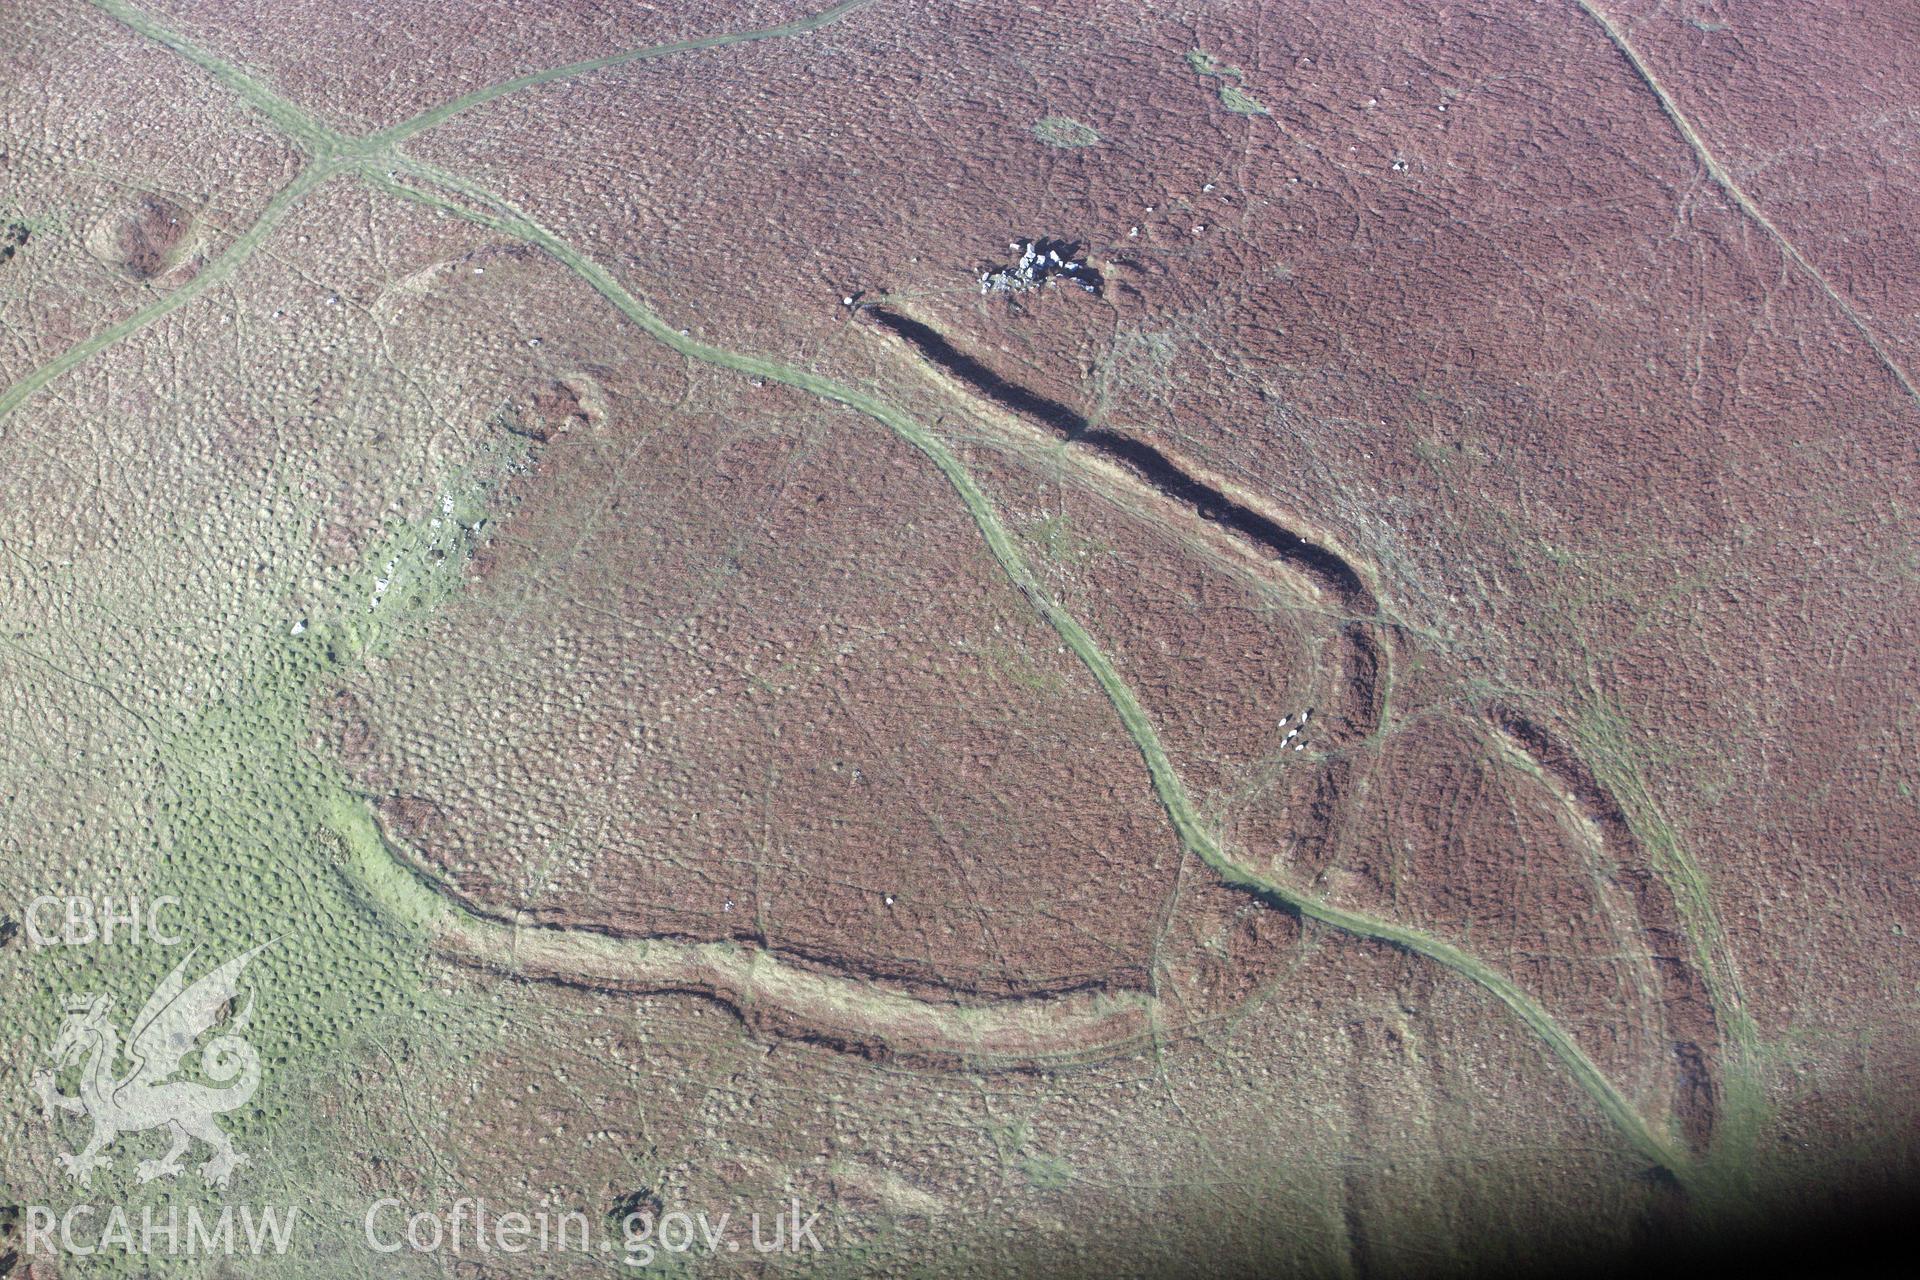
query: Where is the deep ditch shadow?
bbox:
[866,306,1092,439]
[865,306,1374,614]
[1083,426,1373,612]
[1487,704,1722,1155]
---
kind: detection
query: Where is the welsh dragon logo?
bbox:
[33,942,272,1189]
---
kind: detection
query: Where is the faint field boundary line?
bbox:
[1577,1,1804,1071]
[1577,0,1920,415]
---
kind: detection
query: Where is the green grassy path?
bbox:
[4,0,877,423]
[369,0,876,147]
[0,161,334,422]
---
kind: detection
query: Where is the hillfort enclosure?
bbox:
[2,1,1915,1276]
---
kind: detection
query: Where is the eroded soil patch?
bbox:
[84,192,201,283]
